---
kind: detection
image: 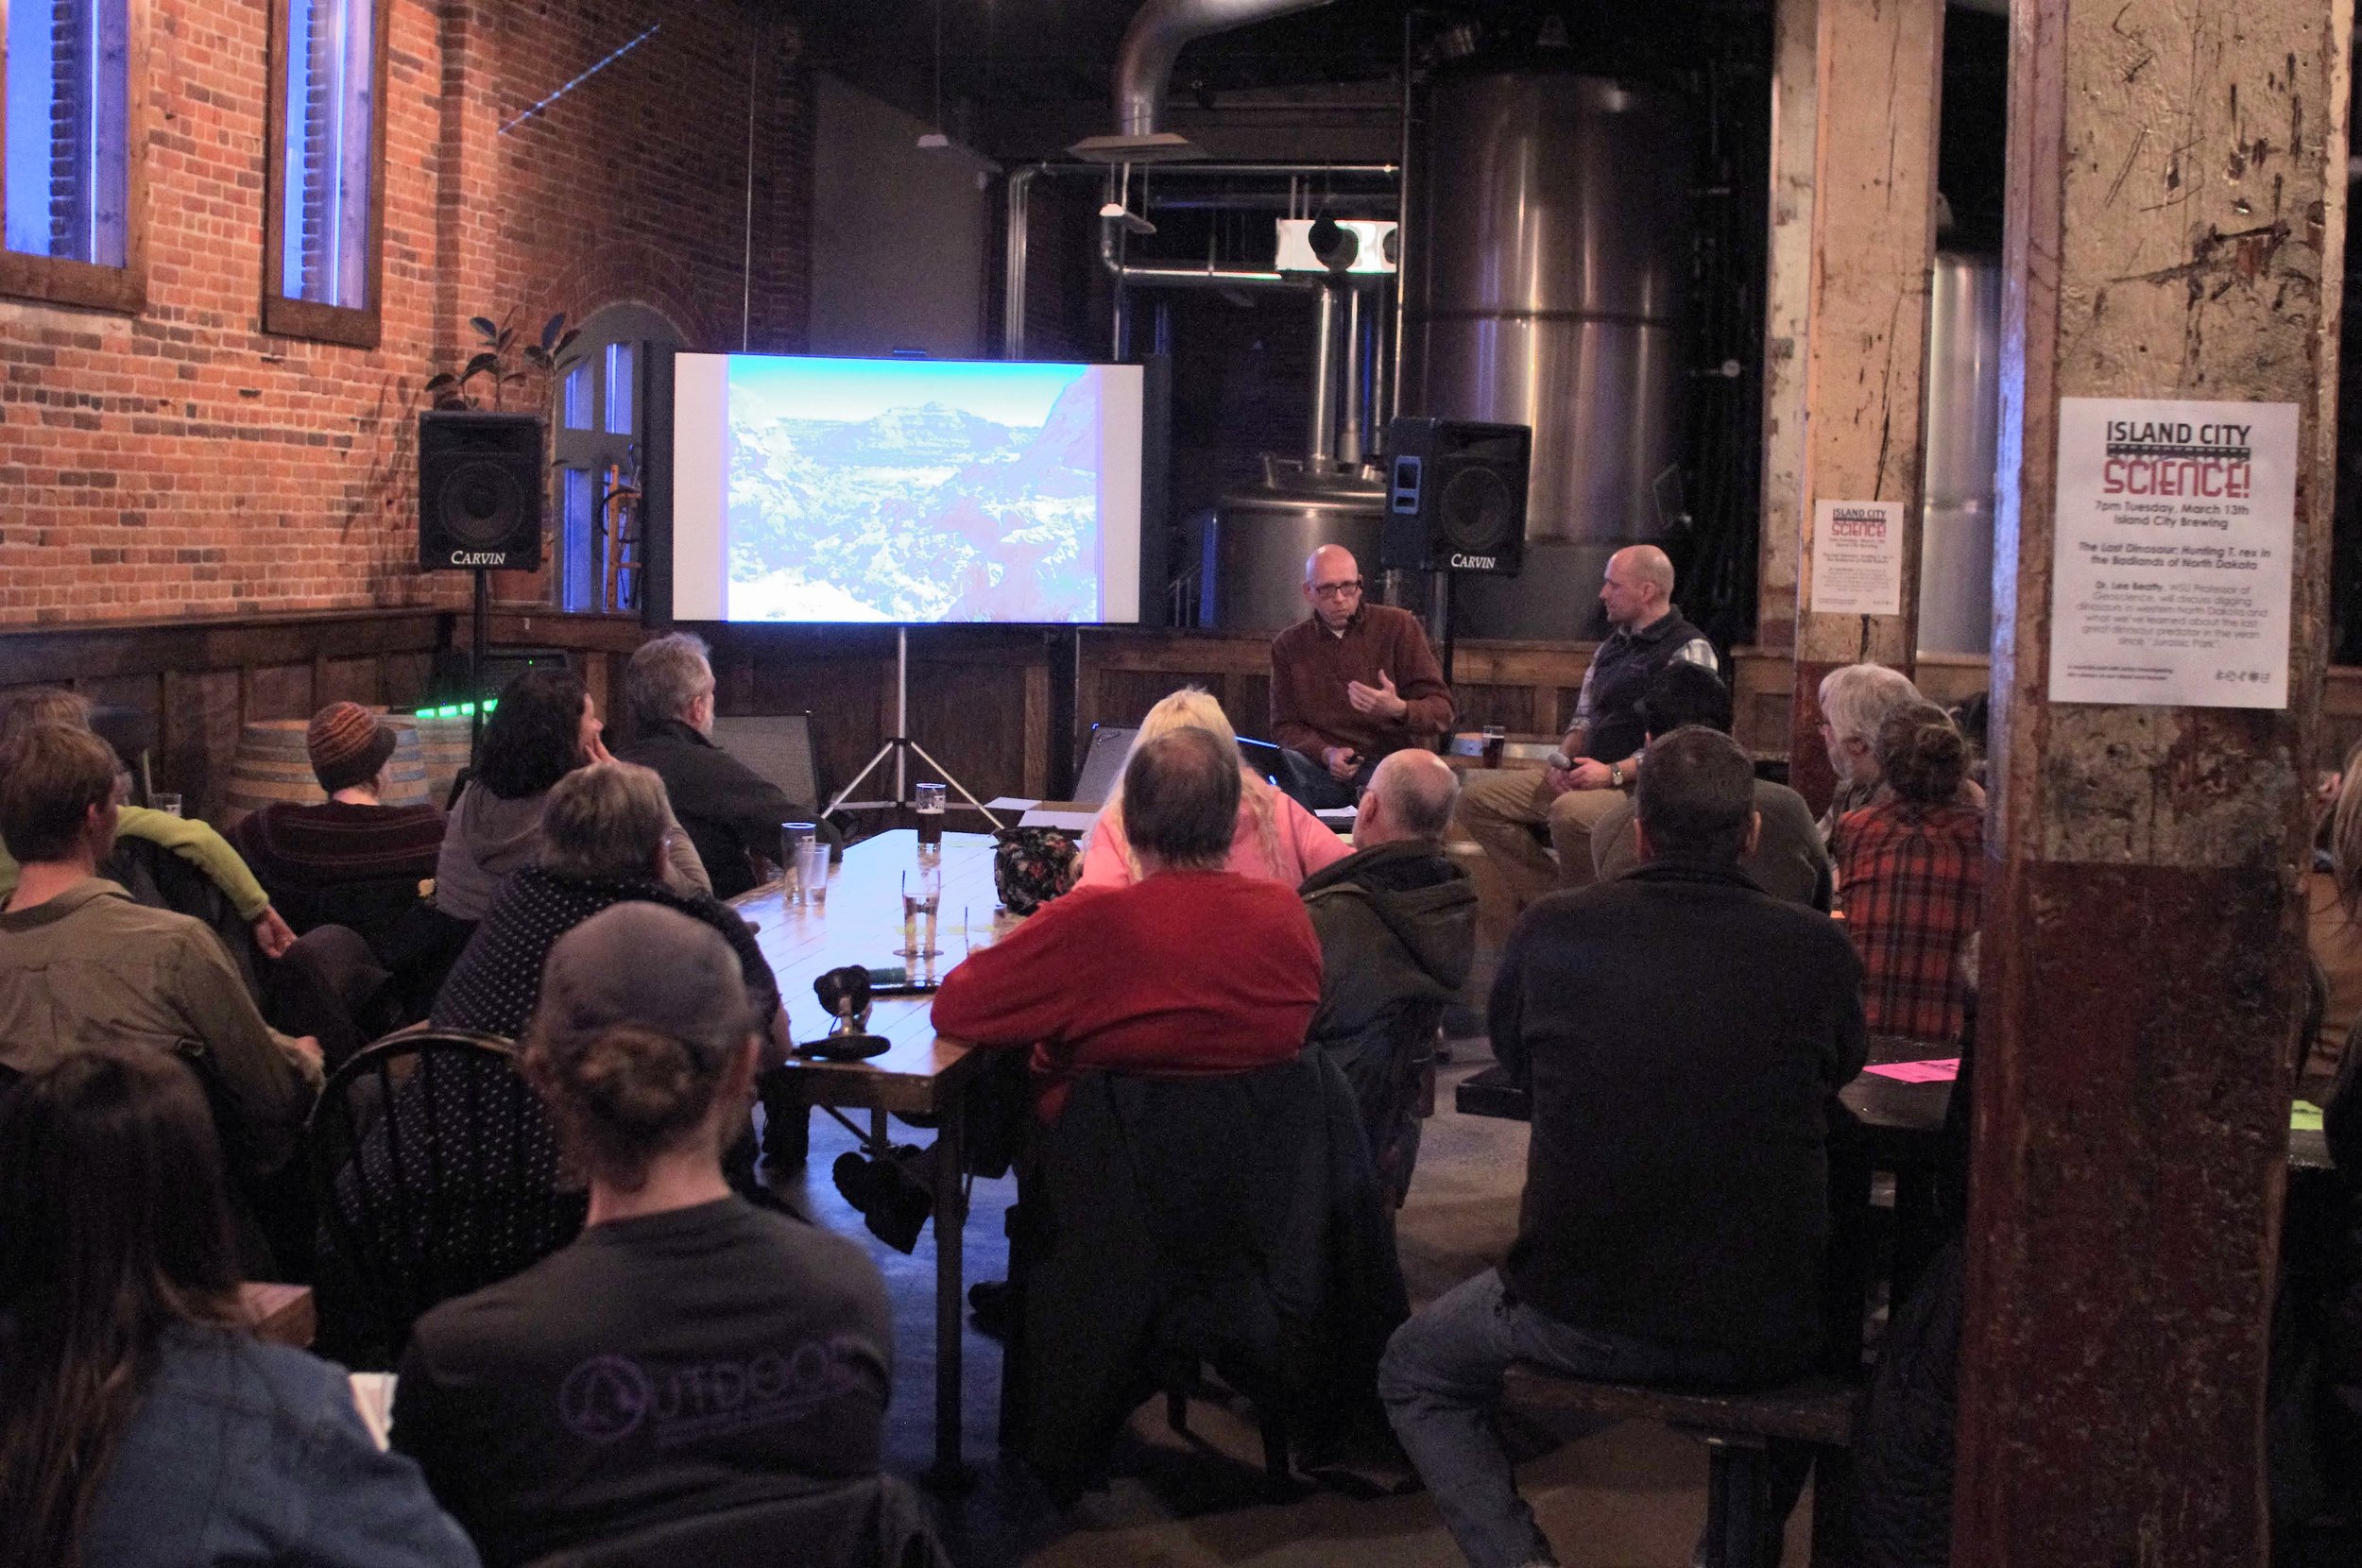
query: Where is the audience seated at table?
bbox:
[0,686,299,964]
[231,701,446,951]
[935,723,1324,1121]
[1075,687,1349,892]
[433,761,786,1064]
[1814,662,1966,858]
[1833,704,1985,1043]
[0,722,321,1184]
[394,904,893,1568]
[613,631,833,902]
[1591,662,1833,910]
[433,669,709,926]
[1379,725,1868,1568]
[0,1045,476,1568]
[1300,747,1473,1206]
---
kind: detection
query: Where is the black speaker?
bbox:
[419,411,543,571]
[1380,418,1532,575]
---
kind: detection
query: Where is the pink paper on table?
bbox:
[1864,1058,1960,1083]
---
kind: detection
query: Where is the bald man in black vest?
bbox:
[1454,545,1717,914]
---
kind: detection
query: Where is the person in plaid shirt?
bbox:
[1834,703,1983,1042]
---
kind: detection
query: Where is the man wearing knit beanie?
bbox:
[231,702,449,968]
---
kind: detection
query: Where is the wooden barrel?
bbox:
[223,718,430,825]
[409,713,473,811]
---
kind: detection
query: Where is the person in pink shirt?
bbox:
[1077,688,1350,890]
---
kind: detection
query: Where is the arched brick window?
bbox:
[553,302,684,613]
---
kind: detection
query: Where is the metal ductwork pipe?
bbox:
[1114,0,1336,137]
[1308,283,1339,466]
[1339,285,1364,467]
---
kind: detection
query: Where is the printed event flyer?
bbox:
[2048,398,2298,708]
[1810,499,1905,616]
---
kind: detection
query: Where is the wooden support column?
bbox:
[1787,0,1944,811]
[1755,0,1819,660]
[1957,0,2352,1556]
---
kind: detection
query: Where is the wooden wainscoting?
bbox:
[0,610,449,822]
[1073,629,1601,752]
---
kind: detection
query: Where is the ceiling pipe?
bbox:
[1097,218,1320,291]
[1074,0,1341,159]
[1114,0,1339,137]
[1003,160,1395,356]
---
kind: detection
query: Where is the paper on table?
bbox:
[1314,807,1358,826]
[984,796,1041,810]
[1863,1058,1960,1084]
[350,1372,396,1450]
[1018,809,1100,832]
[2293,1099,2324,1133]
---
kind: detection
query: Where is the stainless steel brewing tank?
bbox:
[1405,72,1695,639]
[1916,253,2003,656]
[1201,472,1389,632]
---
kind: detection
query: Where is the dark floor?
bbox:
[767,1035,1815,1568]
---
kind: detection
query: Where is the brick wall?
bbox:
[0,0,812,626]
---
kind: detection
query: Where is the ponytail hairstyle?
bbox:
[0,1048,241,1568]
[1874,701,1969,809]
[522,902,757,1193]
[524,1023,739,1192]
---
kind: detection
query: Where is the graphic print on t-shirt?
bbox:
[557,1336,870,1449]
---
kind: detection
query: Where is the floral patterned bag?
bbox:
[992,826,1082,915]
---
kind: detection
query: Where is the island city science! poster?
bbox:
[2048,398,2298,709]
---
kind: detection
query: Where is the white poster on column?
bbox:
[2047,399,2297,707]
[1809,500,1906,616]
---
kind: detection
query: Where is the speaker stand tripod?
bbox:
[1436,569,1463,694]
[825,627,1005,831]
[469,568,492,758]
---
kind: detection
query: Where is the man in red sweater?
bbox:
[1269,545,1455,810]
[932,724,1322,1122]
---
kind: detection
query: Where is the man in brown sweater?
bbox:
[1268,545,1455,809]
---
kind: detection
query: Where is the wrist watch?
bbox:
[1609,761,1626,789]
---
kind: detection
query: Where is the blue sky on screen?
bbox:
[725,356,1088,429]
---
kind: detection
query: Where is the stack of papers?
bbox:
[1018,808,1100,832]
[1862,1058,1960,1083]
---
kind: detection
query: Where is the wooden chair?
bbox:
[308,1031,586,1356]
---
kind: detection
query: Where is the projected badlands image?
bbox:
[724,358,1104,622]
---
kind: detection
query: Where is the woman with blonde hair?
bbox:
[1078,688,1349,889]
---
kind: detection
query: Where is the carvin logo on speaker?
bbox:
[449,551,506,567]
[1447,553,1497,571]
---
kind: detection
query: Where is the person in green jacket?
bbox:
[0,689,294,959]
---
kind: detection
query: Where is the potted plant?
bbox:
[425,311,579,410]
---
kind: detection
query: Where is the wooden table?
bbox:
[734,829,1006,1483]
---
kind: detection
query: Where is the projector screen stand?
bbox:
[825,626,1006,831]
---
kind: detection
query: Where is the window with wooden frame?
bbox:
[263,0,387,346]
[1,0,146,312]
[553,304,681,614]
